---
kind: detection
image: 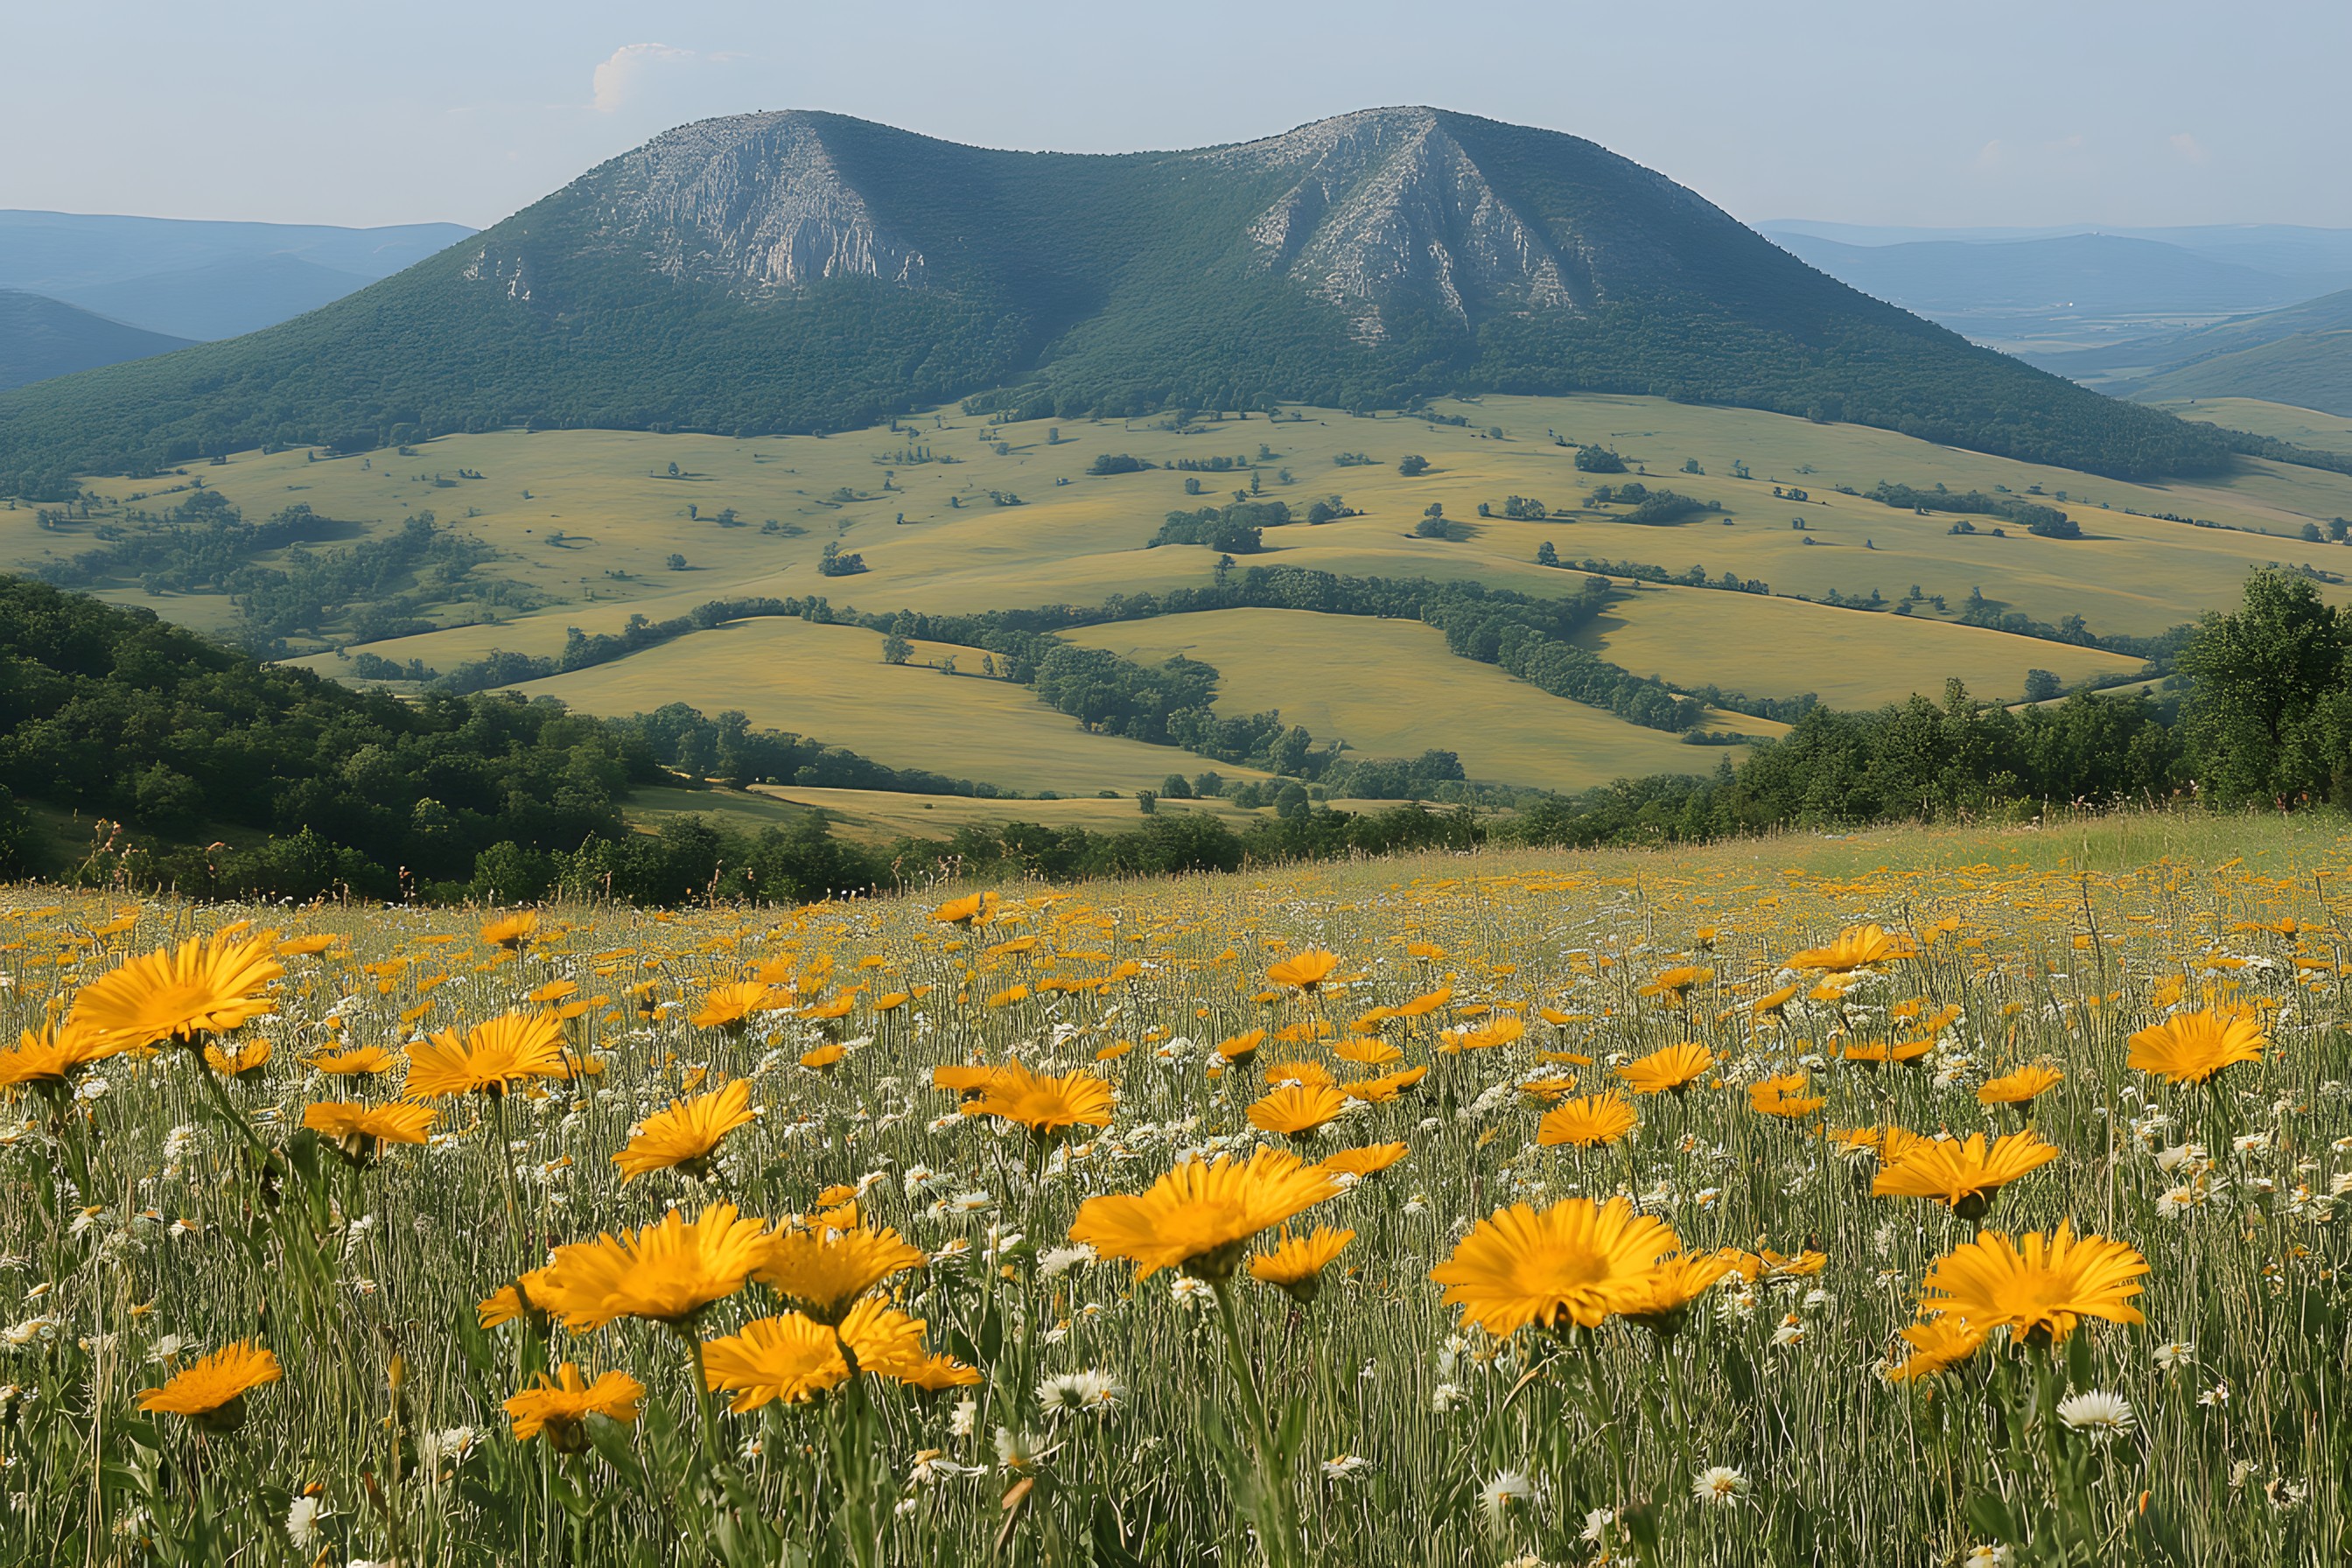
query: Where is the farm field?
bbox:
[18,390,2352,805]
[626,783,1278,845]
[1061,607,1763,785]
[21,390,2352,661]
[503,617,1272,797]
[4,809,2347,1564]
[1564,583,2148,707]
[2157,396,2352,458]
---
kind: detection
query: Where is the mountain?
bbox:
[0,210,472,342]
[0,108,2232,494]
[1760,222,2352,356]
[0,290,193,390]
[1762,220,2352,292]
[52,255,374,341]
[1767,232,2314,319]
[2038,289,2352,416]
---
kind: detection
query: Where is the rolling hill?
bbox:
[0,108,2235,497]
[2040,290,2352,416]
[0,289,192,389]
[1769,231,2315,319]
[53,254,375,341]
[0,209,473,340]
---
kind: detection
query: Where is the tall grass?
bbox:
[4,816,2347,1564]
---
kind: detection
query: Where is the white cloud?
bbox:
[2168,131,2212,166]
[592,43,696,114]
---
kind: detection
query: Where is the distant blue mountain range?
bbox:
[0,210,474,383]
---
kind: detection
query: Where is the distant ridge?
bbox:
[2033,290,2352,418]
[0,209,474,342]
[0,108,2232,492]
[0,290,192,390]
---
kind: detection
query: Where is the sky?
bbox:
[4,0,2347,233]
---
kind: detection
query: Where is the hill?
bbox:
[54,254,375,341]
[0,289,192,388]
[1762,220,2352,290]
[2041,290,2352,416]
[0,108,2233,494]
[1771,231,2314,318]
[0,208,472,340]
[24,389,2352,802]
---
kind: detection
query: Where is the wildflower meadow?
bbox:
[4,816,2348,1566]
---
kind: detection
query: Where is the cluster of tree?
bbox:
[1585,482,1721,525]
[1321,748,1469,799]
[0,576,983,901]
[32,494,532,654]
[1572,444,1628,473]
[817,541,869,577]
[346,652,439,682]
[607,703,999,796]
[1149,500,1294,553]
[1536,547,1770,595]
[1086,453,1152,475]
[1950,592,2196,669]
[1867,480,2078,539]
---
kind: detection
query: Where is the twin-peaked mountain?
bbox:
[0,107,2228,490]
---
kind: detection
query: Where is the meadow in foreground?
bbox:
[2,818,2348,1566]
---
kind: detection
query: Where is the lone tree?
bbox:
[881,634,914,665]
[1398,454,1430,477]
[2177,570,2350,806]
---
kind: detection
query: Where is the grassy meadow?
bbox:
[2157,398,2352,458]
[501,618,1274,798]
[4,811,2349,1565]
[1061,608,1770,782]
[12,392,2352,802]
[1562,586,2146,709]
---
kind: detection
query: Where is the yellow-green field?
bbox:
[37,392,2352,656]
[22,389,2352,802]
[1565,582,2149,707]
[7,809,2348,1564]
[503,618,1273,796]
[2159,396,2352,458]
[1062,608,1764,783]
[626,783,1278,845]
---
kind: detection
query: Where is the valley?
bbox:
[12,390,2350,813]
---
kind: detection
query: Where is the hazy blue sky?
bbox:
[5,0,2344,232]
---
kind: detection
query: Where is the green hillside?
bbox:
[2131,318,2352,416]
[0,289,191,390]
[2046,289,2352,416]
[0,108,2233,496]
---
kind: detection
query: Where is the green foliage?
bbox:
[1867,480,2077,538]
[817,541,869,577]
[1151,500,1290,554]
[1573,444,1628,473]
[0,577,967,898]
[2175,571,2352,805]
[33,491,533,654]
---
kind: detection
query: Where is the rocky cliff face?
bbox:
[1214,108,1583,345]
[579,112,928,294]
[530,106,1605,343]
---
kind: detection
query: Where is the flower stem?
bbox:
[1212,1279,1302,1568]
